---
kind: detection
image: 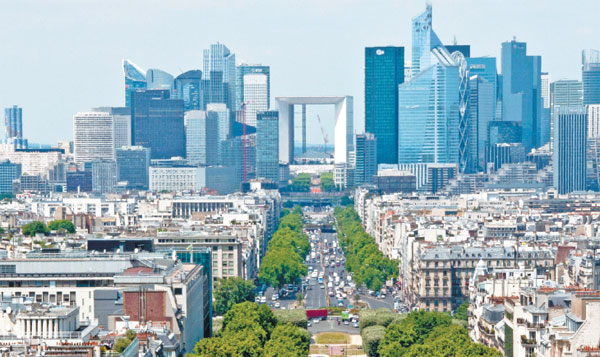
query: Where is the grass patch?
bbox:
[315,332,351,344]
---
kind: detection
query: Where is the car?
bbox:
[338,302,344,307]
[352,322,359,328]
[260,297,266,303]
[307,321,312,327]
[320,285,325,289]
[274,302,280,308]
[313,318,320,324]
[272,294,278,301]
[344,320,350,325]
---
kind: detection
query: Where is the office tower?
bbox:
[467,57,498,121]
[131,90,185,160]
[256,111,279,182]
[501,40,543,151]
[220,137,243,188]
[237,64,270,110]
[146,68,174,94]
[116,146,151,190]
[207,103,230,143]
[466,75,494,173]
[88,160,117,194]
[553,106,587,194]
[185,110,218,166]
[540,73,551,146]
[243,73,268,127]
[92,107,131,150]
[364,46,404,164]
[551,80,583,108]
[487,143,526,172]
[175,70,203,111]
[589,105,600,138]
[66,169,92,192]
[488,121,522,146]
[583,50,600,105]
[445,45,470,58]
[0,160,21,195]
[354,133,377,186]
[4,105,27,149]
[73,112,115,165]
[541,73,551,108]
[123,59,146,107]
[202,43,236,110]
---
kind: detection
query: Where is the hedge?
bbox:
[274,309,308,329]
[359,308,404,333]
[362,325,385,357]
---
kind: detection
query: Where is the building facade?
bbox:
[256,111,279,183]
[553,106,588,194]
[116,146,151,190]
[73,112,115,165]
[185,110,218,166]
[123,59,146,108]
[354,133,377,186]
[583,49,600,105]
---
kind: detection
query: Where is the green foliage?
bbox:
[113,330,136,353]
[47,219,75,233]
[214,277,256,316]
[292,205,303,216]
[259,212,308,288]
[290,173,311,192]
[280,208,290,218]
[359,309,402,333]
[334,207,398,290]
[454,301,469,321]
[320,172,335,192]
[192,302,308,357]
[377,310,501,357]
[274,309,308,329]
[21,221,49,236]
[362,325,385,357]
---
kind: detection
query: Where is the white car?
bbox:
[274,302,280,308]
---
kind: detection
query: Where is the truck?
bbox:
[306,309,328,320]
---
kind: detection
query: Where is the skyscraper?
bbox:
[466,75,494,172]
[243,73,269,127]
[92,107,131,150]
[551,80,584,108]
[589,105,600,138]
[146,68,174,94]
[237,64,270,110]
[116,146,151,190]
[175,70,203,111]
[466,57,498,118]
[202,43,236,111]
[553,106,587,194]
[185,110,218,166]
[88,160,117,194]
[354,133,377,186]
[364,46,404,164]
[583,50,600,105]
[73,112,115,165]
[131,90,185,160]
[540,72,551,146]
[4,105,26,149]
[123,59,147,108]
[501,40,543,151]
[398,5,459,165]
[0,160,21,195]
[256,111,279,183]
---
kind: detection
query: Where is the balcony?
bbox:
[520,335,537,347]
[526,322,545,329]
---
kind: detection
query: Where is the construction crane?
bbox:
[316,114,329,149]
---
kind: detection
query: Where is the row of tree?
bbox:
[22,219,76,236]
[258,209,309,289]
[334,206,398,292]
[190,302,309,357]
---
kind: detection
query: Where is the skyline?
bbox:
[1,0,599,144]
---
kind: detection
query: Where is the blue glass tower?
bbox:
[116,146,151,190]
[131,90,185,160]
[236,64,270,110]
[501,40,542,151]
[553,106,587,194]
[256,111,279,183]
[467,75,495,173]
[123,59,147,108]
[0,160,21,195]
[146,69,174,95]
[354,133,377,186]
[202,43,236,111]
[365,46,404,164]
[175,70,203,111]
[583,50,600,105]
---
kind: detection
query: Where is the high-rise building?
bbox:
[0,160,21,195]
[553,106,587,194]
[87,160,117,194]
[220,136,243,187]
[4,105,26,149]
[589,105,600,138]
[541,73,551,108]
[242,74,269,128]
[488,121,522,145]
[123,59,147,108]
[131,90,185,160]
[466,75,494,173]
[92,107,131,150]
[185,110,218,166]
[146,69,174,94]
[445,45,470,59]
[116,146,151,190]
[501,40,543,151]
[354,133,377,186]
[202,43,236,111]
[467,57,498,120]
[237,64,270,110]
[66,169,92,193]
[583,49,600,105]
[256,111,279,183]
[73,112,115,165]
[551,80,583,108]
[207,103,230,143]
[540,72,551,146]
[175,70,203,111]
[364,46,404,164]
[398,5,459,165]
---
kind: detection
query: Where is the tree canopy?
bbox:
[213,277,256,316]
[21,221,49,236]
[48,219,75,233]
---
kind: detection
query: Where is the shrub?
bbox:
[274,309,307,329]
[362,325,385,357]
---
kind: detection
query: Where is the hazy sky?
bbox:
[1,0,598,145]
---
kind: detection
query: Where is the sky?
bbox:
[0,0,598,145]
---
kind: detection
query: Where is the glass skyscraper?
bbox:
[398,5,459,164]
[243,73,269,127]
[175,70,203,111]
[116,146,150,190]
[501,40,542,151]
[123,59,147,108]
[365,46,404,164]
[256,111,279,183]
[146,68,174,94]
[202,43,236,111]
[467,75,494,173]
[4,105,26,149]
[553,106,587,194]
[185,110,218,166]
[0,160,21,195]
[236,64,270,110]
[131,90,185,160]
[354,133,377,186]
[583,50,600,105]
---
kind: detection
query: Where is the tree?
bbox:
[265,323,309,357]
[259,247,307,289]
[48,219,75,234]
[454,301,469,321]
[190,337,236,357]
[21,221,48,236]
[213,277,256,316]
